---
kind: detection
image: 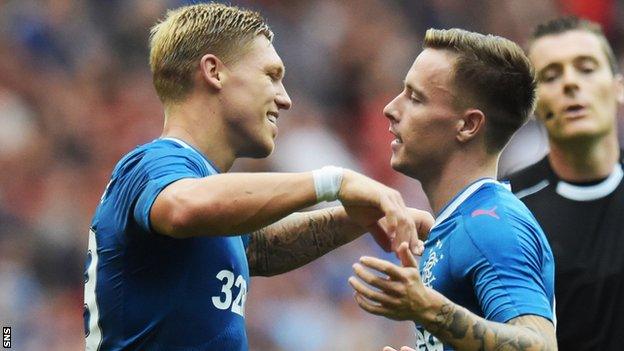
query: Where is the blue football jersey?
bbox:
[84,138,250,350]
[415,179,555,350]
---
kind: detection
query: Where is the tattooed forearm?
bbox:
[424,299,557,351]
[247,207,364,276]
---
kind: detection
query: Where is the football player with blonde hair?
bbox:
[83,3,430,350]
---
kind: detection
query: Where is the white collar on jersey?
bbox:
[555,163,623,201]
[431,178,510,230]
[159,137,218,173]
[161,136,196,150]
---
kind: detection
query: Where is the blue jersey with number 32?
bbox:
[415,179,555,351]
[84,138,250,351]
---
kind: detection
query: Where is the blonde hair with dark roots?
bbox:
[424,28,536,153]
[149,3,273,103]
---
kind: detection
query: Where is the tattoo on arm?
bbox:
[247,208,362,276]
[425,300,557,351]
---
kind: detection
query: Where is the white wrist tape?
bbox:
[312,166,344,202]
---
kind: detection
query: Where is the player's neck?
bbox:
[421,153,499,215]
[161,100,236,172]
[548,131,620,183]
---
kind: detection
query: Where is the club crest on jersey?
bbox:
[415,326,443,351]
[422,239,444,288]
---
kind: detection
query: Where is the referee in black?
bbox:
[508,17,624,350]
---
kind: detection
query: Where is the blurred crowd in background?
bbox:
[0,0,623,350]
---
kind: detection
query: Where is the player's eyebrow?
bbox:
[537,54,600,77]
[573,55,600,66]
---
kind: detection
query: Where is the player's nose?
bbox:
[276,82,292,110]
[383,95,400,122]
[561,67,580,97]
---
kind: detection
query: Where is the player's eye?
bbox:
[539,69,559,83]
[404,89,420,103]
[577,62,597,74]
[410,92,421,103]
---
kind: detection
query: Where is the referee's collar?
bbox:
[555,163,623,201]
[432,178,509,230]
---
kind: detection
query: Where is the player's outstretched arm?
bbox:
[150,168,424,247]
[350,244,557,351]
[246,206,359,276]
[246,206,433,276]
[150,172,317,238]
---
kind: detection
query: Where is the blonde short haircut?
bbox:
[149,3,273,103]
[424,28,536,153]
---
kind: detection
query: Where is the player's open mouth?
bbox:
[561,104,587,119]
[390,138,402,152]
[390,131,402,151]
[267,112,278,125]
[391,138,402,150]
[389,127,402,144]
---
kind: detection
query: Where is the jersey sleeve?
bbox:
[452,211,554,323]
[132,149,209,233]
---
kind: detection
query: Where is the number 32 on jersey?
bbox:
[211,269,247,317]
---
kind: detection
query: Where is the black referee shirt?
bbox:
[507,154,624,351]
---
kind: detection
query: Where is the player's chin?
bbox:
[391,154,420,178]
[248,138,275,158]
[555,126,608,143]
[390,155,406,173]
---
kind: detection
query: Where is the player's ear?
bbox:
[199,54,225,90]
[456,109,485,143]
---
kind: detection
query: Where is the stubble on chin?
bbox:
[390,156,410,176]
